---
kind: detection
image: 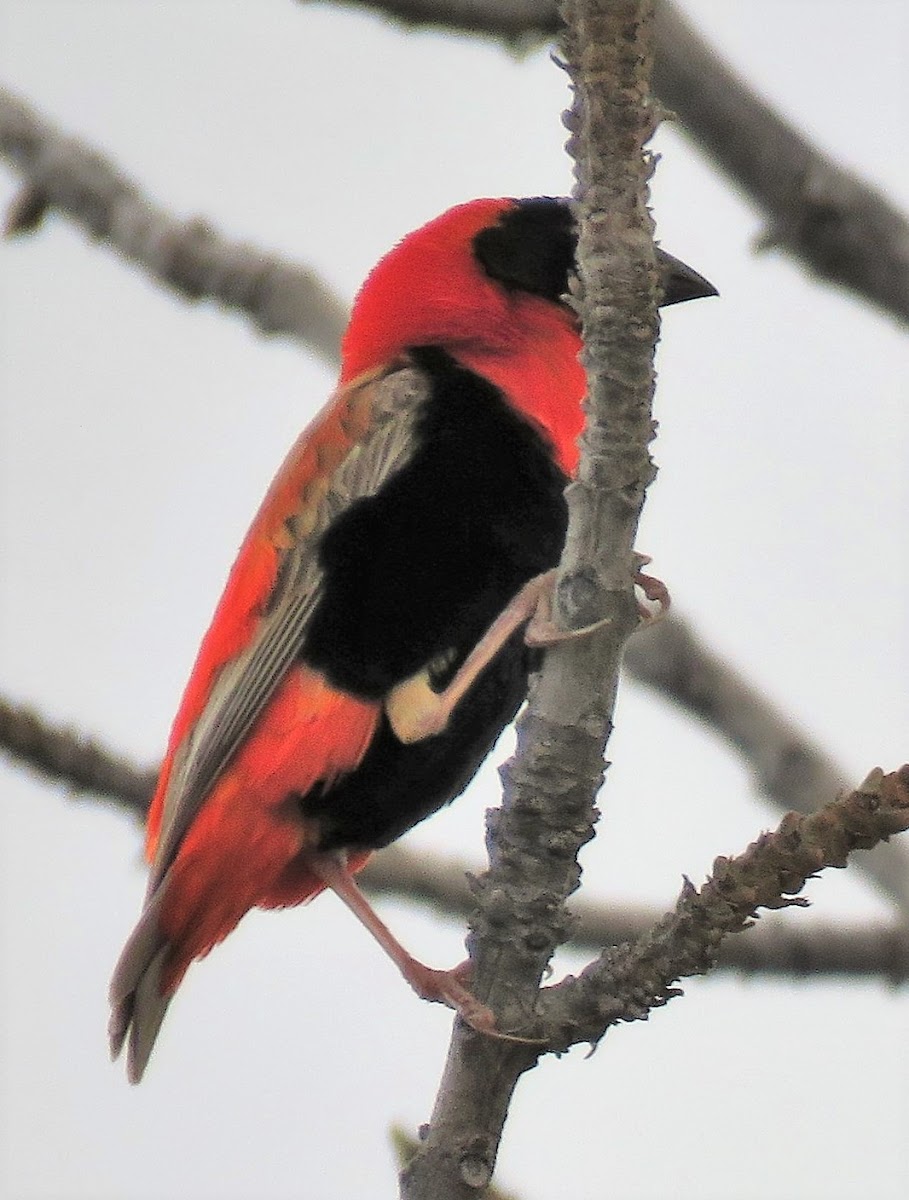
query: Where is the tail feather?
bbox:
[125,947,172,1085]
[109,772,364,1082]
[108,838,321,1083]
[109,887,174,1085]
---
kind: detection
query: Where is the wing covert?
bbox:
[148,362,430,889]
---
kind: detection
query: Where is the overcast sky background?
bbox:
[1,2,907,1198]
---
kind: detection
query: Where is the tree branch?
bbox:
[401,2,663,1193]
[306,0,559,41]
[0,695,157,815]
[624,615,909,914]
[538,766,909,1049]
[6,695,908,981]
[5,694,907,982]
[318,0,909,324]
[365,845,909,983]
[0,87,348,361]
[651,4,909,323]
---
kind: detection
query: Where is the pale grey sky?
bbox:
[1,3,907,1198]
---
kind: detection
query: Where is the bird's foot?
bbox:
[524,555,670,645]
[633,553,670,625]
[523,572,612,647]
[386,570,559,743]
[385,558,668,746]
[402,957,543,1045]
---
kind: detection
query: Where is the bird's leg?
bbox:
[386,558,669,745]
[309,852,536,1041]
[386,570,559,743]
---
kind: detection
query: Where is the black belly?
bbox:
[299,345,569,851]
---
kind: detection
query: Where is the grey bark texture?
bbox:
[401,1,663,1193]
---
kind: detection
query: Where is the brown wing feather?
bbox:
[147,362,429,893]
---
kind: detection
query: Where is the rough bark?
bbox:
[537,766,909,1048]
[401,2,662,1194]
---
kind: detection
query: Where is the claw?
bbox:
[309,853,543,1044]
[633,553,670,625]
[526,555,671,644]
[522,568,612,646]
[403,958,543,1044]
[524,609,613,648]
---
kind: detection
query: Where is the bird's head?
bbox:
[341,197,715,383]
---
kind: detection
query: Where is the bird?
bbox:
[109,196,715,1082]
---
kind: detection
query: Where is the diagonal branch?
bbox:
[0,87,348,361]
[651,3,909,323]
[5,694,908,982]
[306,0,560,40]
[317,0,909,324]
[0,695,157,815]
[624,615,909,914]
[538,766,909,1049]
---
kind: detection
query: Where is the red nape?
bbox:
[340,198,585,476]
[340,199,513,383]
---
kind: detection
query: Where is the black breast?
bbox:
[300,345,569,850]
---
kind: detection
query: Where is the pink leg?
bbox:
[309,853,539,1041]
[389,570,559,742]
[387,558,668,745]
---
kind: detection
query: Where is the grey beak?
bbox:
[657,248,718,307]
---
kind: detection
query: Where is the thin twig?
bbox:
[624,615,909,914]
[538,766,909,1049]
[0,88,348,361]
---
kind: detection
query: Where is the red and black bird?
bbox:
[109,197,714,1082]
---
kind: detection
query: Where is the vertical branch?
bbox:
[400,1,661,1196]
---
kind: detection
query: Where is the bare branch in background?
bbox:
[308,0,559,41]
[318,0,909,324]
[0,88,348,361]
[625,616,909,913]
[0,696,157,816]
[5,694,908,982]
[652,2,909,323]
